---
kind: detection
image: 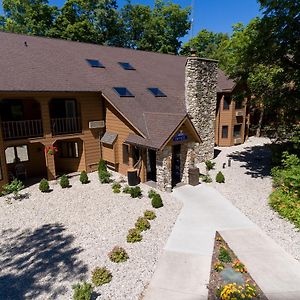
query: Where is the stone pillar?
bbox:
[156,146,172,191]
[185,56,218,163]
[181,142,196,184]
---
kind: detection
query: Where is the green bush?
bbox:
[98,159,107,173]
[108,246,129,263]
[144,210,156,220]
[135,217,151,231]
[72,282,93,300]
[112,182,121,193]
[123,185,131,194]
[80,171,89,184]
[122,186,142,198]
[98,170,111,184]
[148,189,157,199]
[205,160,216,171]
[127,228,142,243]
[91,267,112,286]
[216,171,225,183]
[151,193,163,209]
[1,179,24,198]
[39,178,50,193]
[200,174,212,183]
[60,174,70,188]
[218,246,232,263]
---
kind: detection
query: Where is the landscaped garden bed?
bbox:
[208,232,267,300]
[0,169,182,300]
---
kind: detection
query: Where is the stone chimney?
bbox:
[185,55,218,163]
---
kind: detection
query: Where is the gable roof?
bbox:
[0,31,236,149]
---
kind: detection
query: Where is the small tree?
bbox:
[216,171,225,183]
[151,193,163,209]
[80,171,89,184]
[39,178,50,192]
[60,174,70,188]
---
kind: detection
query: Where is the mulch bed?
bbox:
[207,232,268,300]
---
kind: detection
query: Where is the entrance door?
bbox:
[172,144,181,187]
[147,149,156,181]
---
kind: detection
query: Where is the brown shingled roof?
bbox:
[0,31,236,148]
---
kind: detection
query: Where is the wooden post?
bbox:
[0,124,9,189]
[44,145,56,180]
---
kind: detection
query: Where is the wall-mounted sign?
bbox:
[173,131,188,142]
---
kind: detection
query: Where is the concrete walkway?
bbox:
[143,184,300,300]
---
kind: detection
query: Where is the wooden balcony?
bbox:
[1,119,43,140]
[51,117,82,136]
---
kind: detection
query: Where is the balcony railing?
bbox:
[51,117,82,135]
[1,119,43,140]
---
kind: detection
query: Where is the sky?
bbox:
[0,0,261,41]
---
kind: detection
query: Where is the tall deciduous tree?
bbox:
[1,0,58,36]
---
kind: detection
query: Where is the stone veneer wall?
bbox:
[180,142,196,184]
[185,57,218,163]
[156,146,172,191]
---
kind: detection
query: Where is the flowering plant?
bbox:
[214,261,225,272]
[217,282,258,300]
[232,260,247,273]
[45,146,58,155]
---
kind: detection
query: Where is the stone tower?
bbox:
[185,55,218,163]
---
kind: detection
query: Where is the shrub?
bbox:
[148,189,157,199]
[130,186,142,198]
[80,171,89,184]
[60,174,70,188]
[205,160,216,171]
[112,182,121,193]
[1,179,24,198]
[216,171,225,183]
[91,267,112,286]
[200,174,212,183]
[123,185,131,194]
[151,193,163,209]
[135,217,150,231]
[98,170,111,184]
[108,246,129,263]
[72,282,93,300]
[39,178,50,193]
[127,228,142,243]
[218,246,232,263]
[144,210,156,220]
[98,160,107,173]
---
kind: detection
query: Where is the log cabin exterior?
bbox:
[0,32,248,191]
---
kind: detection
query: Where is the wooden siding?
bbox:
[103,103,144,179]
[0,92,103,187]
[0,124,8,189]
[215,94,247,147]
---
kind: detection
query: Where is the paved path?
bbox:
[143,184,300,300]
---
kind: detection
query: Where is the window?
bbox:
[222,126,228,139]
[123,144,129,165]
[233,125,242,138]
[5,145,29,164]
[59,142,79,158]
[113,87,134,97]
[223,95,231,110]
[118,62,135,70]
[148,88,166,97]
[86,59,105,68]
[0,159,3,180]
[235,100,243,109]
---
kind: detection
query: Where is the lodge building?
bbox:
[0,32,248,191]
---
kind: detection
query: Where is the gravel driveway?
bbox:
[199,136,300,261]
[0,172,181,300]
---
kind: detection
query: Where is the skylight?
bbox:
[113,87,134,97]
[86,59,105,68]
[118,62,135,70]
[148,88,166,97]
